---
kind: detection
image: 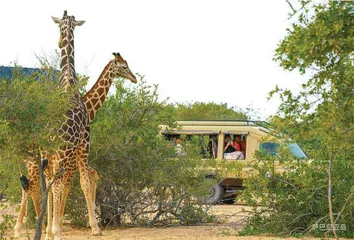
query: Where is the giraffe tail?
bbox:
[17,159,29,191]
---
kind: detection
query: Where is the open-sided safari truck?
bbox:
[159,120,306,204]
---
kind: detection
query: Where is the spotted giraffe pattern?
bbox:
[84,52,136,121]
[49,11,102,240]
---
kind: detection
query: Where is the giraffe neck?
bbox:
[83,60,115,121]
[59,22,78,91]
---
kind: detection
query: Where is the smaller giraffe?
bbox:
[84,52,137,121]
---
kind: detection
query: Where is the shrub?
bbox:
[66,79,219,227]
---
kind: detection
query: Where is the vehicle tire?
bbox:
[201,183,225,205]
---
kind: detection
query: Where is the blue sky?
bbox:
[0,0,307,119]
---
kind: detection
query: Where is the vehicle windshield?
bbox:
[260,142,307,159]
[286,142,307,158]
[260,142,280,156]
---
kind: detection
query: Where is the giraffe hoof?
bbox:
[45,233,54,240]
[14,226,22,238]
[14,231,21,238]
[91,228,102,236]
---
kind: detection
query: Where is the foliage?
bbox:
[0,215,15,240]
[240,147,353,237]
[173,102,247,121]
[66,78,221,227]
[0,66,70,202]
[241,1,354,238]
[0,202,15,240]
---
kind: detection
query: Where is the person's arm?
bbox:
[224,142,230,152]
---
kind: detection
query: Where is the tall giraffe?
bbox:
[14,34,137,240]
[50,11,100,240]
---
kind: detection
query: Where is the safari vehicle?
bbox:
[159,120,306,204]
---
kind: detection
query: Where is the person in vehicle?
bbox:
[233,135,246,156]
[175,136,186,157]
[224,135,236,153]
[223,135,245,160]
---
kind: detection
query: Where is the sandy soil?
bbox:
[1,203,350,240]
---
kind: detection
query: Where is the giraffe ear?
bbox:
[51,16,62,24]
[74,20,85,26]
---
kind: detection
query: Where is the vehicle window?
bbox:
[260,142,280,156]
[286,142,307,158]
[223,135,246,160]
[198,135,218,158]
[163,134,218,159]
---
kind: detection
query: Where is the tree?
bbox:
[0,66,72,239]
[273,2,354,236]
[240,1,353,238]
[174,102,247,120]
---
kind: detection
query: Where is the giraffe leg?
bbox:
[51,181,63,240]
[88,167,99,211]
[31,192,40,219]
[59,182,72,228]
[77,146,101,236]
[14,190,27,238]
[31,190,46,233]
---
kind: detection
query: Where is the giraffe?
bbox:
[13,23,137,240]
[82,52,137,214]
[50,10,101,240]
[83,52,137,121]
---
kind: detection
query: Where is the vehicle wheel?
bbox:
[201,183,224,205]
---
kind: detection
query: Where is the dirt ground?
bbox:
[1,203,350,240]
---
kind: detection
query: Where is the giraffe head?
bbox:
[51,10,85,49]
[111,52,137,83]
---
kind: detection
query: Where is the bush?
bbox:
[239,146,354,238]
[66,79,219,227]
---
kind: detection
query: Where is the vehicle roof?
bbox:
[175,120,271,128]
[160,120,273,138]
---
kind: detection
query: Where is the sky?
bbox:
[0,0,307,119]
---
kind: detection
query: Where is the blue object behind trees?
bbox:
[0,66,41,79]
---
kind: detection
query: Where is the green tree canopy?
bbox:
[271,0,353,154]
[174,102,247,121]
[0,67,71,201]
[240,1,353,238]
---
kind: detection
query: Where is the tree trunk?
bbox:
[34,155,47,240]
[328,147,338,239]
